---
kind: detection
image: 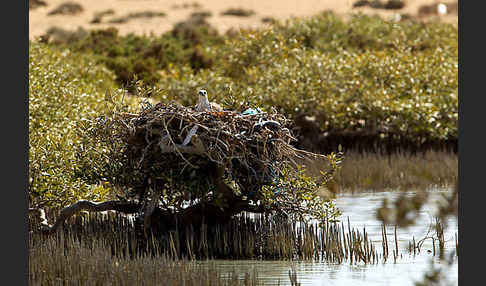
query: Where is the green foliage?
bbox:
[29,42,140,208]
[62,28,187,86]
[41,13,457,148]
[262,160,343,221]
[156,13,458,146]
[45,20,223,87]
[275,12,457,53]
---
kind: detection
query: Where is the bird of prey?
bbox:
[195,89,211,111]
[195,89,222,112]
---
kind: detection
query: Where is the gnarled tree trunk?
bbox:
[34,163,265,237]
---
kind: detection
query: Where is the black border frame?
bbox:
[5,1,28,285]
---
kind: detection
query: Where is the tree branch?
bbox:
[29,208,49,228]
[39,200,139,234]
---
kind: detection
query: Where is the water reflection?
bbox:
[203,189,458,286]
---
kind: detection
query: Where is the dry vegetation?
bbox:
[90,9,116,24]
[29,0,47,10]
[48,1,84,16]
[353,0,406,10]
[107,11,167,24]
[333,151,457,191]
[30,231,263,285]
[221,8,256,17]
[30,211,439,275]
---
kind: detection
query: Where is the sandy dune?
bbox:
[29,0,457,40]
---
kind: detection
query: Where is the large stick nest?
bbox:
[111,101,327,197]
[38,101,339,235]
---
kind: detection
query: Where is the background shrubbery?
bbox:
[44,14,223,87]
[157,13,458,152]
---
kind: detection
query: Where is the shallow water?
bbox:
[204,189,458,286]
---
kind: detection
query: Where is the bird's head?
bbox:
[198,89,208,99]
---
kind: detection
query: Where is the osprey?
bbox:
[195,89,211,111]
[195,89,222,112]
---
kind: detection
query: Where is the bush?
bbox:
[221,8,255,17]
[61,28,189,86]
[277,12,457,52]
[107,11,166,24]
[29,43,141,208]
[155,13,458,151]
[44,14,224,88]
[48,1,83,16]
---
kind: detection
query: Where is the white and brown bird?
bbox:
[195,89,211,111]
[195,89,222,112]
